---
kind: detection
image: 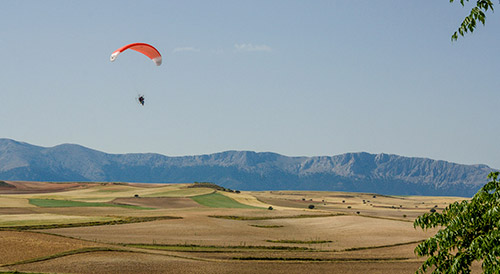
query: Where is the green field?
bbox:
[29,199,152,210]
[190,192,261,209]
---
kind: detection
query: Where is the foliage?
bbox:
[189,182,227,190]
[189,181,239,193]
[414,172,500,273]
[450,0,494,41]
[0,180,14,188]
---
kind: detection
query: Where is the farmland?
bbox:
[0,181,482,273]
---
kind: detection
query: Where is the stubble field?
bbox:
[0,181,482,273]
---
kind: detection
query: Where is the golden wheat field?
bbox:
[0,181,483,274]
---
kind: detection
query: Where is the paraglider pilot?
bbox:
[138,95,145,106]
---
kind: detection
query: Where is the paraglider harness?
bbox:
[137,95,145,106]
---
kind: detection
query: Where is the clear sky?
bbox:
[1,1,499,168]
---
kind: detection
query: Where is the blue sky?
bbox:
[1,1,500,168]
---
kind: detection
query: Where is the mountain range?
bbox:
[0,138,495,196]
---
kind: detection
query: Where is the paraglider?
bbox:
[110,43,162,66]
[110,43,162,106]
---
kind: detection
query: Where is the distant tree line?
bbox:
[188,182,240,193]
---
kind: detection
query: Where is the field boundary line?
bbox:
[1,245,215,268]
[232,256,413,262]
[355,214,414,223]
[209,213,344,221]
[1,247,125,267]
[339,239,424,252]
[124,243,314,252]
[0,215,181,231]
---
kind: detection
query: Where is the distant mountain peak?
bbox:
[0,138,495,196]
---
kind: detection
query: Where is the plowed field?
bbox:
[0,181,475,273]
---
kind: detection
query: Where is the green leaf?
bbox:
[415,172,500,273]
[450,0,494,40]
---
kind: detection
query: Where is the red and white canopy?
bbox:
[110,43,162,66]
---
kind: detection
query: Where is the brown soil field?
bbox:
[0,250,427,274]
[252,191,465,220]
[112,197,202,209]
[162,240,422,261]
[0,181,15,190]
[42,211,435,250]
[0,181,90,194]
[0,231,103,265]
[5,250,485,274]
[0,181,480,273]
[11,205,147,217]
[0,207,37,215]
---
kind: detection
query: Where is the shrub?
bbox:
[0,181,13,188]
[189,182,226,191]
